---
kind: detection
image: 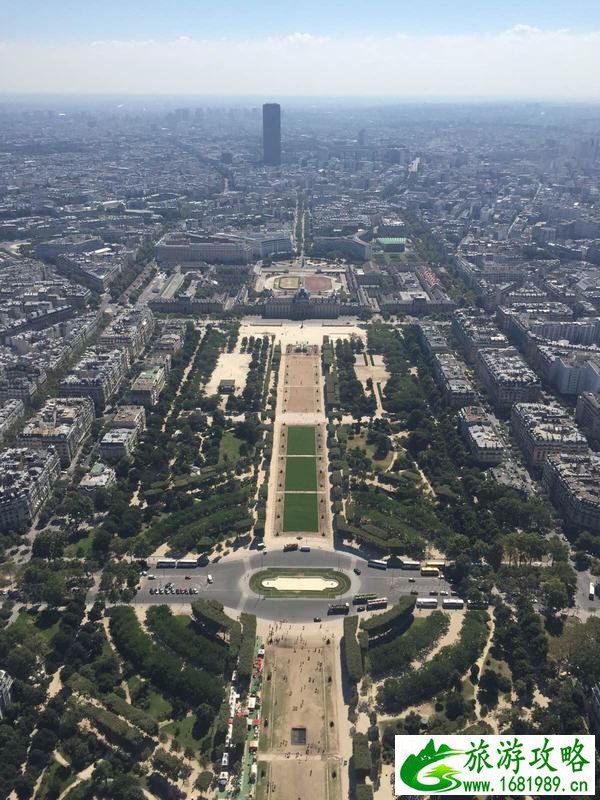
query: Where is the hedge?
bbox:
[81,702,150,754]
[352,733,372,781]
[104,692,158,736]
[377,610,489,713]
[238,613,257,684]
[146,605,226,675]
[343,616,363,684]
[356,785,374,800]
[108,606,223,710]
[360,597,415,638]
[368,610,449,679]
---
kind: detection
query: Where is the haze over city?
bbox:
[2,1,600,97]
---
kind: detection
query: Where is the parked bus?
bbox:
[328,603,350,615]
[420,566,440,577]
[353,593,377,605]
[156,559,177,569]
[416,597,438,609]
[442,598,465,609]
[590,582,595,601]
[283,543,298,552]
[425,560,446,571]
[400,559,420,571]
[176,559,198,569]
[368,559,387,570]
[366,597,388,610]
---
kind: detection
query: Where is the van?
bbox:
[256,542,265,550]
[207,575,213,584]
[300,546,310,552]
[148,574,156,580]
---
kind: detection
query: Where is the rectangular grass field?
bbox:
[285,457,317,491]
[283,492,319,532]
[286,425,316,456]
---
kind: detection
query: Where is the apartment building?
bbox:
[511,403,587,469]
[20,397,95,467]
[0,399,25,443]
[458,406,505,465]
[129,365,166,407]
[59,348,127,411]
[100,427,139,462]
[0,448,61,532]
[476,347,541,412]
[542,451,600,534]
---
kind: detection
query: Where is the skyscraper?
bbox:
[262,103,281,166]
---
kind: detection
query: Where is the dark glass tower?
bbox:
[262,103,281,166]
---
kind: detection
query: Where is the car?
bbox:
[313,617,321,622]
[429,590,438,596]
[408,577,416,583]
[149,588,155,595]
[410,590,418,595]
[176,589,181,594]
[158,588,164,594]
[185,575,191,580]
[207,575,213,584]
[357,605,366,612]
[440,590,449,596]
[300,546,310,552]
[353,567,361,575]
[148,574,156,580]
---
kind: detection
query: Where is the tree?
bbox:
[403,711,421,734]
[540,578,568,615]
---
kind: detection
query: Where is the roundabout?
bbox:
[249,567,351,597]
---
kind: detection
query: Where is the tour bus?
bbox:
[367,559,387,570]
[156,558,177,569]
[400,559,420,571]
[283,542,299,552]
[366,597,388,610]
[328,603,350,615]
[416,597,438,609]
[442,598,465,609]
[590,582,595,601]
[420,566,440,577]
[353,593,377,605]
[176,559,198,569]
[425,560,446,571]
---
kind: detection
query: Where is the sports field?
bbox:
[283,493,319,532]
[286,425,316,455]
[277,276,301,290]
[284,457,317,491]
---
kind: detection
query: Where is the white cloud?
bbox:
[1,27,599,97]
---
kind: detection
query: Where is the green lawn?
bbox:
[219,430,242,464]
[286,425,316,456]
[127,675,173,721]
[249,568,351,597]
[283,492,319,532]
[285,457,317,491]
[64,530,95,558]
[10,608,61,642]
[162,713,203,749]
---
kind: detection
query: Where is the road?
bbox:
[129,548,452,622]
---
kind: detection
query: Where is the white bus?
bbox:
[416,597,438,609]
[590,582,595,601]
[368,559,387,570]
[442,598,465,609]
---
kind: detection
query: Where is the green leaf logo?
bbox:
[399,739,465,793]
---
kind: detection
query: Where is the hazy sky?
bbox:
[1,1,600,98]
